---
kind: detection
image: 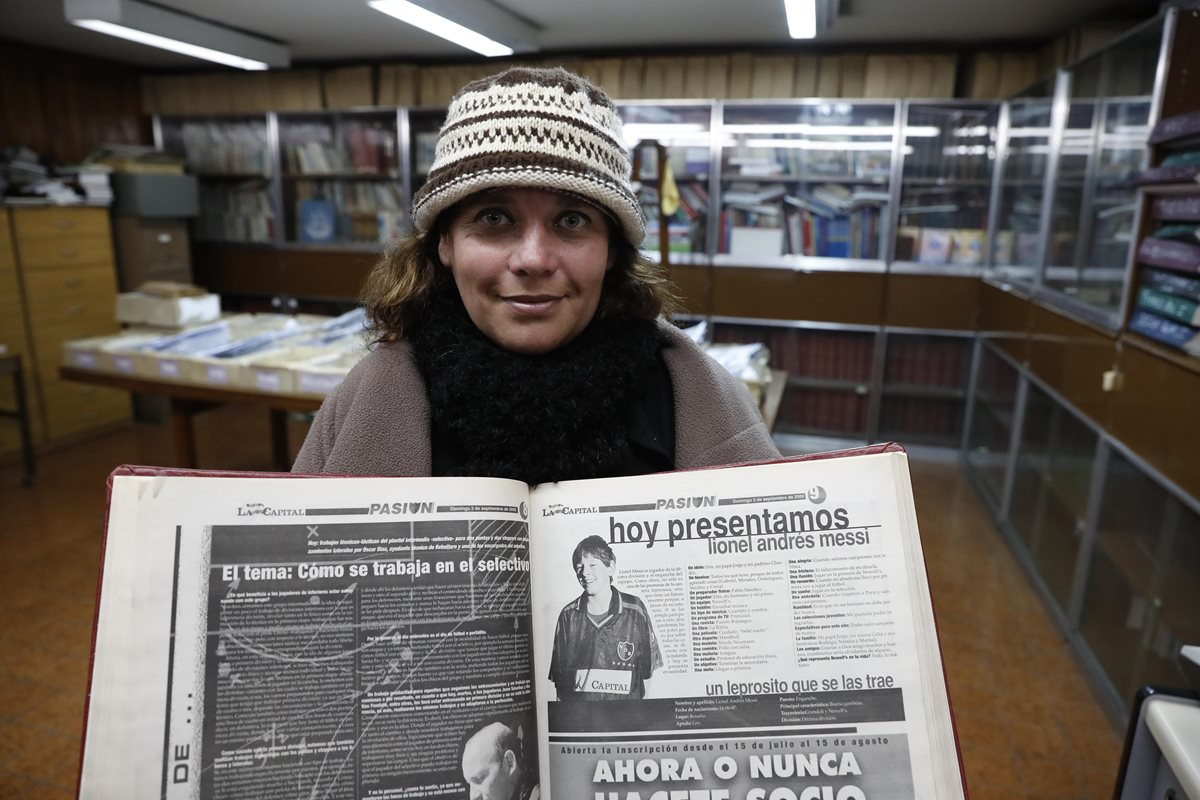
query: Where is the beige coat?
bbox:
[293,323,779,477]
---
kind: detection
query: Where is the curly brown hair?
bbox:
[360,217,680,345]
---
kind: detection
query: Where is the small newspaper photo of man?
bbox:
[460,716,540,800]
[548,534,663,700]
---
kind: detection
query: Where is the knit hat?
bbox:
[411,66,645,246]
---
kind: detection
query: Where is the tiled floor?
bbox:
[0,407,1123,799]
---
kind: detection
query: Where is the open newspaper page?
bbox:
[82,473,539,800]
[527,451,963,800]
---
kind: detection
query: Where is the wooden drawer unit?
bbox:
[22,265,118,330]
[12,206,111,241]
[15,235,115,272]
[7,205,129,444]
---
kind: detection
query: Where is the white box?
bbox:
[116,292,221,328]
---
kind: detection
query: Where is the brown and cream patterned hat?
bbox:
[411,66,645,246]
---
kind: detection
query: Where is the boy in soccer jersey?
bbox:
[549,535,663,700]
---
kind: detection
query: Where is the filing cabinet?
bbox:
[7,206,129,444]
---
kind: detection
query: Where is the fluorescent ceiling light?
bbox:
[71,19,268,69]
[368,0,539,58]
[784,0,818,39]
[64,0,289,70]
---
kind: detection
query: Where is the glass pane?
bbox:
[895,104,992,267]
[277,112,401,246]
[1080,450,1170,699]
[966,345,1019,507]
[1042,34,1157,316]
[408,109,447,200]
[988,78,1056,283]
[1007,385,1097,608]
[160,116,275,244]
[1143,497,1200,688]
[619,103,713,261]
[720,102,896,262]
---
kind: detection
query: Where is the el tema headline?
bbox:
[220,556,528,582]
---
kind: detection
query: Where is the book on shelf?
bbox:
[297,199,337,243]
[723,182,788,205]
[916,229,953,265]
[1128,309,1200,356]
[1136,237,1200,273]
[1143,266,1200,302]
[1150,195,1200,222]
[79,447,966,800]
[1148,109,1200,147]
[1151,223,1200,243]
[1136,285,1200,326]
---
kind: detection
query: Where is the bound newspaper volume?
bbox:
[79,443,967,799]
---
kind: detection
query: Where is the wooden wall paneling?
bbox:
[862,56,892,98]
[1026,304,1116,427]
[793,56,820,97]
[679,55,709,99]
[728,53,755,99]
[751,55,795,99]
[0,41,147,164]
[322,65,374,109]
[883,56,913,99]
[928,54,958,98]
[965,52,1001,98]
[907,56,935,98]
[816,56,842,97]
[839,54,867,98]
[378,63,419,106]
[619,57,646,99]
[1112,341,1200,501]
[977,281,1032,364]
[192,244,284,298]
[581,58,624,97]
[883,274,981,331]
[708,267,886,325]
[703,55,731,98]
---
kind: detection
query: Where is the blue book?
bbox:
[1128,309,1200,356]
[298,199,337,243]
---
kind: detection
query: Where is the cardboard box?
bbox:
[112,217,193,292]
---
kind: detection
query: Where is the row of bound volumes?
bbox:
[196,183,274,243]
[713,325,875,383]
[176,121,271,176]
[879,396,962,441]
[281,121,398,175]
[884,337,970,388]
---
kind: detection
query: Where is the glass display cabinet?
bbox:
[618,101,715,263]
[1039,20,1160,322]
[964,342,1022,512]
[987,77,1056,283]
[157,115,275,244]
[401,107,447,224]
[276,110,401,247]
[892,102,993,272]
[716,101,897,266]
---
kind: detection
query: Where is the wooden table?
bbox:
[60,366,789,471]
[60,366,322,470]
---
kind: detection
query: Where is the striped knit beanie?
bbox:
[411,66,645,246]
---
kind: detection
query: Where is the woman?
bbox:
[294,66,778,481]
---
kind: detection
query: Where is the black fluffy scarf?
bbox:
[411,273,663,485]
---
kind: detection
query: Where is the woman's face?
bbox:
[438,188,615,355]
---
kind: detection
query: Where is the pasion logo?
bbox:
[655,495,716,510]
